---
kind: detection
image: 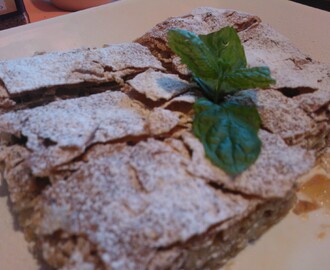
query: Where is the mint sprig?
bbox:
[168,27,275,175]
[168,27,275,102]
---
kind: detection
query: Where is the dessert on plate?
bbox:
[0,7,329,270]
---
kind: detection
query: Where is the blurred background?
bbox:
[0,0,116,30]
[0,0,328,31]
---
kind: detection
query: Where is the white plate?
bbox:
[0,1,329,269]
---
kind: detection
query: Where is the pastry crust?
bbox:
[0,7,329,270]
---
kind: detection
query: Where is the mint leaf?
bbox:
[222,100,261,131]
[167,27,275,101]
[199,26,246,72]
[222,66,276,94]
[193,99,261,175]
[192,97,215,114]
[193,77,219,101]
[167,29,218,80]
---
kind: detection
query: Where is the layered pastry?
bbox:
[0,7,329,270]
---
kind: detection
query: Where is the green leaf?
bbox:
[222,101,261,130]
[168,27,276,101]
[167,29,219,80]
[199,26,247,73]
[193,77,218,101]
[221,66,276,94]
[193,99,261,175]
[193,97,215,114]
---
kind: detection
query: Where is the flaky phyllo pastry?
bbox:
[0,7,329,270]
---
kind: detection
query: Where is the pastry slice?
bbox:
[0,7,329,270]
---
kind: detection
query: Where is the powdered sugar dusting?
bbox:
[35,139,250,270]
[0,7,328,270]
[183,130,315,198]
[128,69,191,101]
[0,91,181,176]
[0,43,164,95]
